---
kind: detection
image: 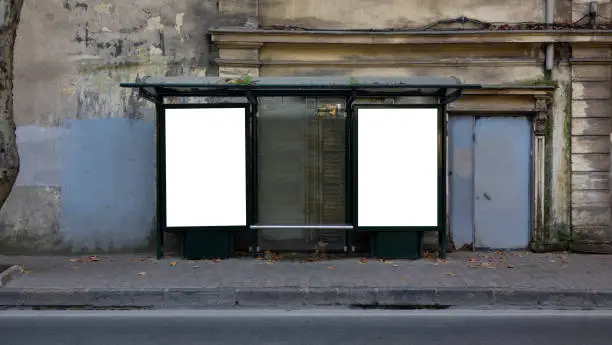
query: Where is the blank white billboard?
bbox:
[164,107,247,227]
[357,108,438,227]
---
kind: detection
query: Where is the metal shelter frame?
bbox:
[120,76,482,260]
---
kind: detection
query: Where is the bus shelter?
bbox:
[120,76,481,260]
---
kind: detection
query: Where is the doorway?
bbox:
[449,115,532,249]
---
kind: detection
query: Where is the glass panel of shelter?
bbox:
[254,96,347,253]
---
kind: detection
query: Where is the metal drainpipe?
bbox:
[545,0,555,71]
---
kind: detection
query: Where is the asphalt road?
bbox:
[1,309,611,345]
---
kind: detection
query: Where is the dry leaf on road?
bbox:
[213,258,222,263]
[399,275,409,280]
[192,265,200,268]
[359,258,368,264]
[328,266,336,269]
[137,272,146,276]
[446,272,457,276]
[169,261,177,267]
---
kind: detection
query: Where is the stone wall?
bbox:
[259,0,545,29]
[5,0,612,254]
[2,0,257,253]
[570,45,612,252]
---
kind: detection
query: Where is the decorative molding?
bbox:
[215,41,264,49]
[212,27,612,45]
[533,96,552,135]
[570,58,612,65]
[216,58,543,68]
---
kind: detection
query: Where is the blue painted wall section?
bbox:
[60,118,155,252]
[13,126,66,188]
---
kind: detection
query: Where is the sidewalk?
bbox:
[1,251,611,309]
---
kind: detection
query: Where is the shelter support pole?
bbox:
[247,93,259,258]
[155,96,165,259]
[438,101,447,259]
[345,92,357,255]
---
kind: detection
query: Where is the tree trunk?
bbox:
[0,0,23,209]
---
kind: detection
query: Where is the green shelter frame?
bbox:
[121,76,482,260]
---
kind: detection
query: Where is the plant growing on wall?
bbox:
[0,0,24,209]
[220,74,256,85]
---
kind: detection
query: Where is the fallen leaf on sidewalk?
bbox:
[481,262,495,269]
[468,258,479,262]
[169,261,177,267]
[549,260,556,263]
[505,264,515,268]
[328,265,336,269]
[392,264,400,267]
[446,272,457,276]
[70,256,100,263]
[23,270,31,275]
[399,275,409,280]
[359,257,368,264]
[213,258,222,263]
[432,259,447,266]
[137,272,146,276]
[192,265,200,268]
[131,258,146,262]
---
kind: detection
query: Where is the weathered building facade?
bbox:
[3,0,612,254]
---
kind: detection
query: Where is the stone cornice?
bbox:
[211,27,612,45]
[216,58,543,68]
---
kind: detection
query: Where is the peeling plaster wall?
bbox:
[4,0,256,253]
[260,0,545,29]
[5,0,606,253]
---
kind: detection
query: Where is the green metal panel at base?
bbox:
[370,231,424,259]
[183,231,233,260]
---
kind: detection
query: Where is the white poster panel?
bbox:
[357,108,438,227]
[164,107,247,227]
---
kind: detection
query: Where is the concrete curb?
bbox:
[0,287,612,309]
[0,265,23,287]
